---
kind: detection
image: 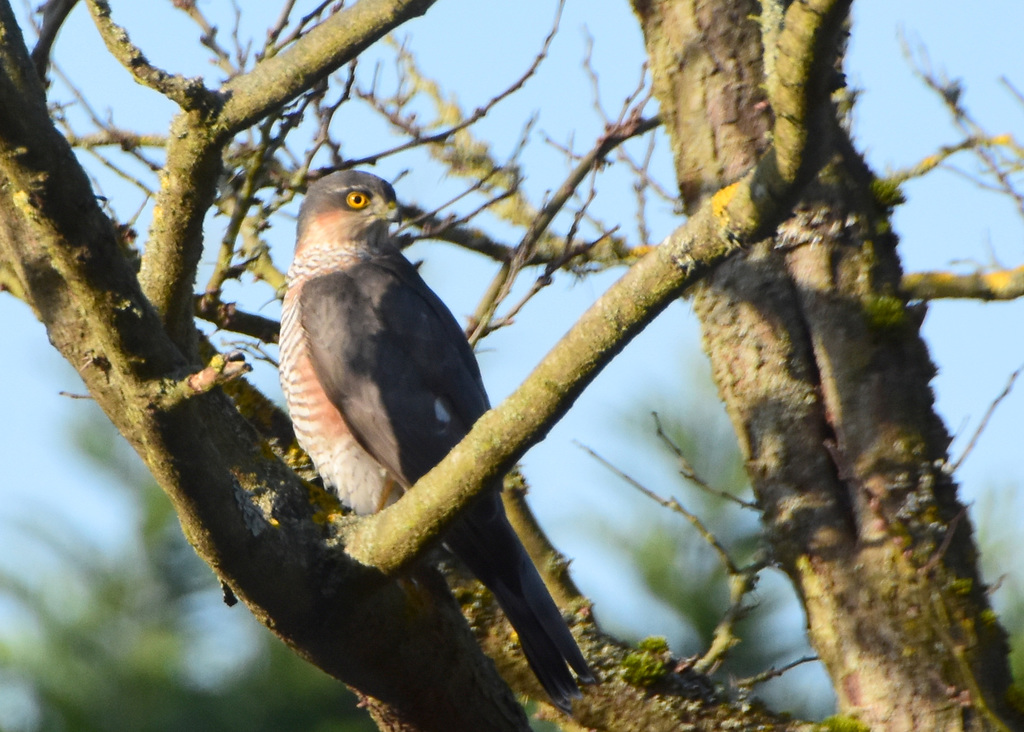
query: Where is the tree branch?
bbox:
[218,0,439,135]
[85,0,218,112]
[132,0,440,354]
[195,295,281,344]
[468,113,661,342]
[0,5,540,726]
[345,0,850,574]
[902,264,1024,301]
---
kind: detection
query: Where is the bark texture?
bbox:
[633,0,1021,729]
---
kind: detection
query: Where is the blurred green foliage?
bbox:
[0,410,374,732]
[595,358,830,716]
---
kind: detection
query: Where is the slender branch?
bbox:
[887,135,1016,185]
[407,212,515,261]
[516,115,660,271]
[50,61,165,173]
[501,471,588,608]
[195,295,281,344]
[468,113,661,344]
[205,97,307,299]
[904,41,1024,223]
[575,440,764,674]
[576,441,739,575]
[652,412,759,510]
[902,264,1024,301]
[175,0,237,78]
[84,0,218,112]
[735,655,819,690]
[63,130,167,150]
[218,0,439,135]
[951,364,1023,473]
[693,565,761,675]
[349,1,562,168]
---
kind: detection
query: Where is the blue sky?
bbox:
[2,0,1022,721]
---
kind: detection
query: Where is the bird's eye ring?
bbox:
[346,191,371,209]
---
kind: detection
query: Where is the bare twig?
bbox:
[1001,75,1024,108]
[206,90,319,298]
[51,62,164,173]
[401,168,509,236]
[918,507,966,575]
[734,655,819,690]
[468,112,661,344]
[652,413,759,510]
[576,440,767,673]
[401,209,514,261]
[263,0,334,58]
[694,564,764,675]
[902,37,1024,222]
[575,441,740,575]
[349,0,563,169]
[951,364,1024,472]
[173,0,237,77]
[887,135,1015,185]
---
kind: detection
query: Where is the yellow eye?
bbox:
[346,191,371,209]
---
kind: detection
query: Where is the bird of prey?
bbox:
[278,170,593,712]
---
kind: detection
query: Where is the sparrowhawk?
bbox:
[278,170,593,712]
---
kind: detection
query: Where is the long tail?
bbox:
[444,490,595,713]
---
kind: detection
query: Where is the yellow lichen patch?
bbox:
[306,482,343,525]
[284,443,314,472]
[984,268,1015,293]
[12,189,32,215]
[918,153,942,171]
[948,578,973,597]
[711,181,742,223]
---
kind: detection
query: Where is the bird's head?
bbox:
[296,171,400,254]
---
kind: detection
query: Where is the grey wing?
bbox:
[299,254,490,487]
[301,253,594,710]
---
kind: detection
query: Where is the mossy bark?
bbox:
[632,0,1021,728]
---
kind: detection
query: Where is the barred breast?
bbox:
[279,281,393,515]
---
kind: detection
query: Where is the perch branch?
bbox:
[343,0,851,576]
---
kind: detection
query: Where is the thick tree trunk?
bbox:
[633,0,1021,729]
